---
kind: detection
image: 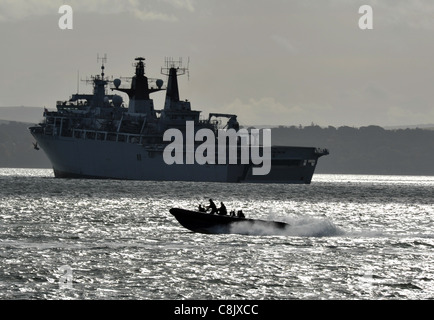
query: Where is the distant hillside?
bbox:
[1,121,434,176]
[384,124,434,130]
[272,125,434,176]
[0,121,50,168]
[0,106,45,124]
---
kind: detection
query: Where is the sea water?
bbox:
[0,168,433,300]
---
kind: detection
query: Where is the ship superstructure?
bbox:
[30,57,328,183]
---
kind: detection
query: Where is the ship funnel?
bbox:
[164,67,180,110]
[161,57,188,111]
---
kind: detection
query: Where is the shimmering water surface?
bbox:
[1,168,433,299]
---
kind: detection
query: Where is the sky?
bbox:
[0,0,433,127]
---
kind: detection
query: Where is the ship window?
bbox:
[308,160,316,166]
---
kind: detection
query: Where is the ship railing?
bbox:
[198,117,221,131]
[314,148,329,155]
[44,110,89,122]
[71,128,150,144]
[143,144,166,152]
[42,115,70,136]
[56,101,83,108]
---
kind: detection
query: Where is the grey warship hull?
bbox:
[29,56,328,183]
[30,132,325,183]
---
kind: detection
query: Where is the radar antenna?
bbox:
[186,57,190,81]
[161,57,189,79]
[97,53,107,79]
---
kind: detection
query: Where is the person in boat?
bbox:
[230,210,235,217]
[237,210,245,218]
[206,199,218,214]
[198,204,206,212]
[218,202,227,215]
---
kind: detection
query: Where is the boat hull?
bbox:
[169,208,290,235]
[30,131,326,184]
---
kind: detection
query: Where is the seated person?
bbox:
[206,199,218,214]
[237,210,245,218]
[218,202,227,215]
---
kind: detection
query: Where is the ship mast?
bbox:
[69,54,116,107]
[97,53,107,80]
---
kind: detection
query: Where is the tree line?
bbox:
[1,121,434,175]
[0,121,49,168]
[271,125,434,175]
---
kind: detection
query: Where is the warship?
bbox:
[29,56,328,183]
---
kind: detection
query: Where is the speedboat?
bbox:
[169,208,290,235]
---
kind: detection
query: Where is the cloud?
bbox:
[379,0,434,30]
[0,0,195,22]
[271,35,298,54]
[0,0,57,21]
[221,97,334,126]
[387,105,434,125]
[163,0,195,12]
[131,8,177,22]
